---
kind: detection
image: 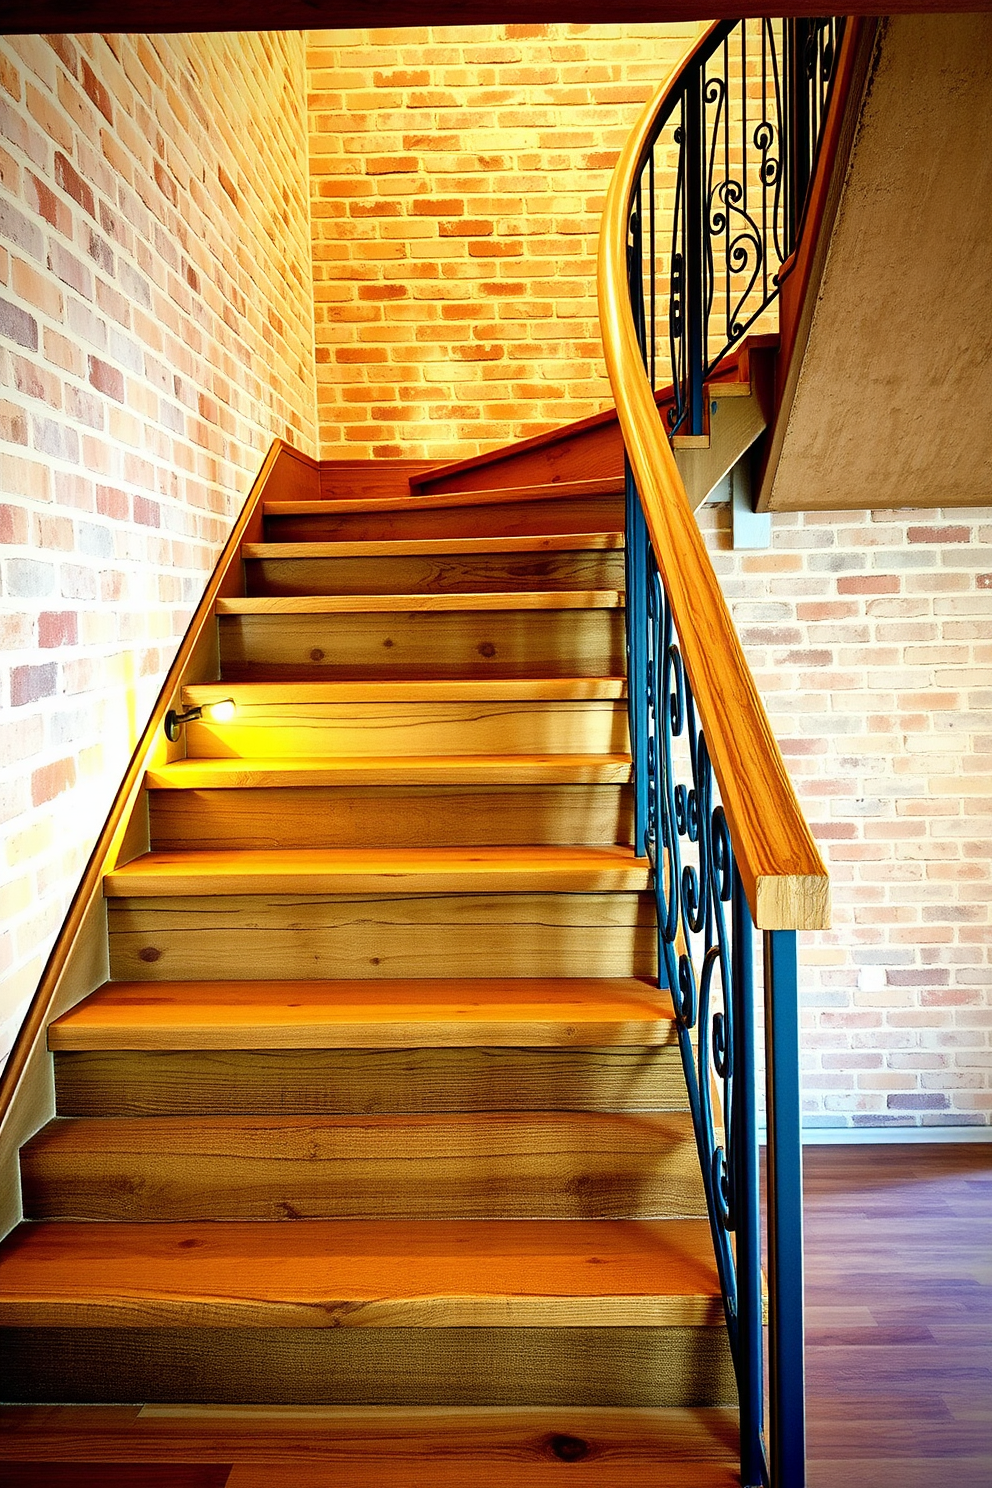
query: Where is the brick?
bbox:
[81,58,114,125]
[0,293,38,350]
[88,354,125,402]
[54,150,96,217]
[10,662,58,707]
[38,611,79,648]
[31,756,77,807]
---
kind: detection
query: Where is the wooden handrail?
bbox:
[0,439,318,1234]
[597,31,830,932]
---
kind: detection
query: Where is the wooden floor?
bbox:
[1,1143,989,1486]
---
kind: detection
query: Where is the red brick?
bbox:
[837,575,900,596]
[81,58,114,124]
[31,756,77,807]
[88,355,125,402]
[907,525,970,544]
[38,611,78,648]
[54,150,96,217]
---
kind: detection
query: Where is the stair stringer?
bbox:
[0,440,318,1241]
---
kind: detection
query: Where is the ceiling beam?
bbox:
[3,1,991,37]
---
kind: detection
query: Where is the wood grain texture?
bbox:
[20,1112,705,1222]
[244,549,625,598]
[597,42,830,930]
[103,846,651,898]
[241,533,625,557]
[263,495,624,543]
[147,784,633,851]
[0,1218,721,1328]
[183,678,627,701]
[218,608,625,680]
[48,978,675,1051]
[0,1324,737,1407]
[146,756,634,789]
[803,1143,992,1488]
[318,460,436,500]
[217,591,624,614]
[53,1044,687,1117]
[414,417,626,498]
[185,701,629,760]
[0,1403,740,1478]
[106,890,658,982]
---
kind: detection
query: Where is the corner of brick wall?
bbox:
[0,32,317,1056]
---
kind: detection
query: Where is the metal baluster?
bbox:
[765,928,807,1488]
[733,869,764,1487]
[684,61,706,435]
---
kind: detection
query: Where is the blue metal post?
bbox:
[765,928,806,1488]
[624,460,649,857]
[733,870,764,1487]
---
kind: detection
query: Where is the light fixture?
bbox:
[165,697,236,741]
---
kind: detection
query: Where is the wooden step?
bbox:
[263,493,624,543]
[243,539,625,598]
[183,678,627,702]
[20,1113,706,1221]
[0,1403,742,1488]
[103,847,651,898]
[49,978,683,1116]
[107,890,656,981]
[218,604,624,680]
[49,978,675,1050]
[53,1043,687,1117]
[266,483,624,518]
[147,783,633,851]
[242,533,625,556]
[147,756,633,789]
[0,1219,721,1328]
[0,1323,735,1407]
[216,591,624,615]
[178,687,628,760]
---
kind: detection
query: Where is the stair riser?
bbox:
[0,1326,736,1407]
[218,610,624,681]
[186,701,629,759]
[22,1143,707,1222]
[264,495,625,543]
[245,550,625,597]
[107,892,657,982]
[53,1046,687,1117]
[147,785,633,851]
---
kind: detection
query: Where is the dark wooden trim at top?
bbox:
[3,0,991,37]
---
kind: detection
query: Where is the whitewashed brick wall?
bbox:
[0,32,317,1056]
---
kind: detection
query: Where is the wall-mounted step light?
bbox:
[165,698,236,741]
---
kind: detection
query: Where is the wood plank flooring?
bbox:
[2,1142,988,1484]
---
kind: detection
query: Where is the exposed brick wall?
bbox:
[698,500,992,1130]
[307,22,701,461]
[0,32,317,1056]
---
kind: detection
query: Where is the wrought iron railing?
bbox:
[602,17,846,1488]
[630,17,844,436]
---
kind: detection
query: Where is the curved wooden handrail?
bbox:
[0,440,318,1217]
[598,29,830,932]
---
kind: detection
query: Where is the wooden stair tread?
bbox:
[242,533,624,558]
[0,1404,742,1484]
[264,480,624,518]
[0,1218,723,1329]
[103,846,651,897]
[49,977,675,1050]
[182,679,627,703]
[216,591,623,615]
[146,756,633,790]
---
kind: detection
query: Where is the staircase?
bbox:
[0,454,740,1482]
